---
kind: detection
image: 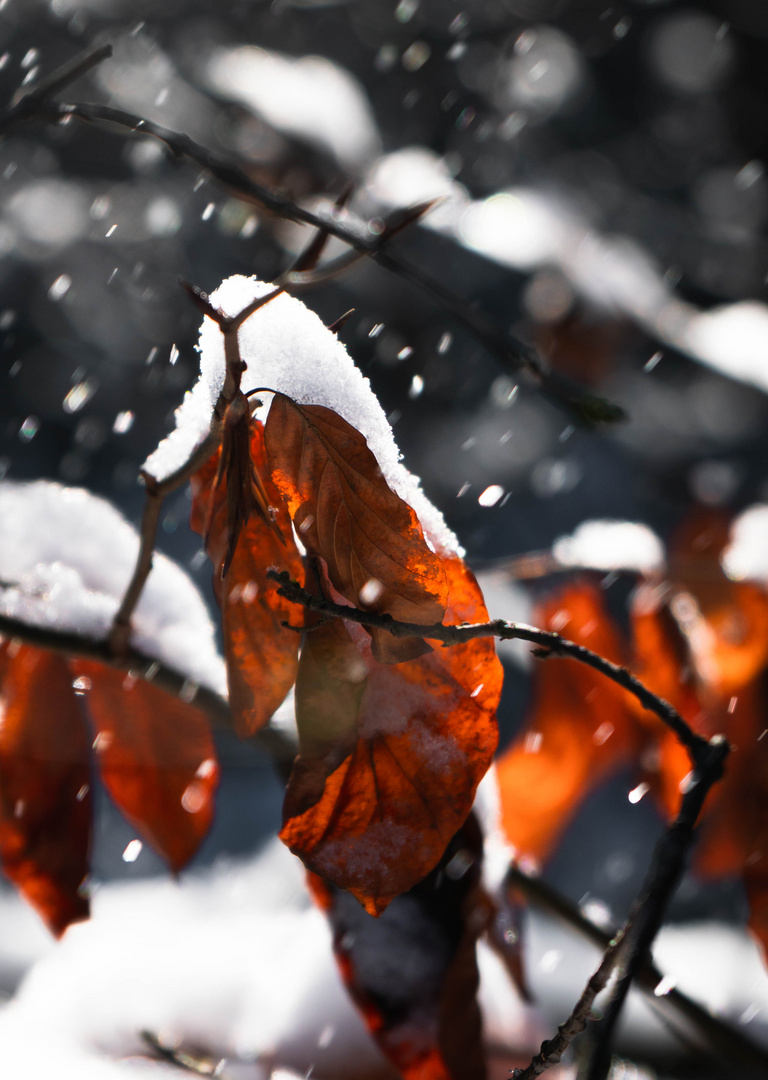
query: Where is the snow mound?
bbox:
[553,520,665,576]
[723,504,768,582]
[0,481,226,695]
[206,46,381,171]
[143,276,460,556]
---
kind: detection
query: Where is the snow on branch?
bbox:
[0,480,226,698]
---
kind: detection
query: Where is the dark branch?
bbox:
[0,610,229,725]
[3,43,112,120]
[512,735,729,1079]
[0,609,296,762]
[108,484,164,657]
[267,570,709,763]
[583,736,730,1080]
[141,1031,223,1076]
[512,867,768,1074]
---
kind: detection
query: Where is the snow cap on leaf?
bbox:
[143,275,459,557]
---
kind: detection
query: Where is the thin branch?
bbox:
[141,1031,223,1076]
[0,609,297,761]
[0,610,228,724]
[516,929,624,1078]
[108,483,163,656]
[3,43,112,119]
[512,735,728,1080]
[4,74,623,425]
[583,737,730,1080]
[267,570,708,763]
[508,870,768,1074]
[106,282,283,650]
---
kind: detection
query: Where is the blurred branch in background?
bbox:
[0,44,624,426]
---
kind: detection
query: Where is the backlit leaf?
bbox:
[666,509,768,696]
[190,421,304,736]
[0,642,91,936]
[282,557,501,915]
[265,393,448,663]
[72,661,218,871]
[496,581,642,861]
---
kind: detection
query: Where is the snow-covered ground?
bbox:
[0,836,766,1078]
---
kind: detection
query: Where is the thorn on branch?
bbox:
[327,308,355,335]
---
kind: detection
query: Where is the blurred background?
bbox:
[1,0,768,1071]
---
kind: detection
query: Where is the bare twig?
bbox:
[0,608,296,762]
[267,570,708,761]
[109,483,164,656]
[511,736,728,1079]
[583,737,730,1080]
[105,283,283,649]
[509,857,768,1074]
[3,43,112,119]
[0,609,229,724]
[516,931,624,1078]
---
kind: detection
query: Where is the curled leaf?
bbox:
[191,422,304,736]
[0,643,91,936]
[210,392,284,579]
[265,394,448,663]
[282,557,501,915]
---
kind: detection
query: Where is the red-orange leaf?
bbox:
[497,581,643,862]
[72,662,218,871]
[0,642,91,936]
[281,557,501,915]
[190,421,304,736]
[264,393,448,664]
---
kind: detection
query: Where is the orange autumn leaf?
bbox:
[666,509,768,696]
[72,661,218,871]
[190,421,304,737]
[632,512,768,879]
[497,581,643,862]
[264,393,448,664]
[0,642,91,936]
[495,508,768,976]
[281,557,501,916]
